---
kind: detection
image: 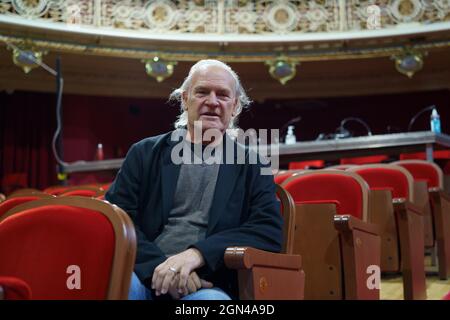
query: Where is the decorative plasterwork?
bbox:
[0,0,449,36]
[348,0,450,30]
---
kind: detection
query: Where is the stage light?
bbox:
[265,57,299,85]
[392,49,426,78]
[8,40,47,74]
[143,57,177,82]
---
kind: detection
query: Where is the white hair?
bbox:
[169,59,251,129]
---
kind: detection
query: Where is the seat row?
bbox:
[273,159,450,300]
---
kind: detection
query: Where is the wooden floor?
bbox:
[381,255,450,300]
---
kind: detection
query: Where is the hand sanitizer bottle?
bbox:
[430,108,441,134]
[285,125,297,144]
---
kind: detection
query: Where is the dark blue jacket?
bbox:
[105,131,283,298]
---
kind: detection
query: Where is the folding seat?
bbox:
[59,186,105,198]
[393,160,450,280]
[340,155,389,165]
[0,276,31,300]
[0,193,53,220]
[224,185,305,300]
[0,196,136,299]
[347,164,426,300]
[399,151,450,193]
[281,170,381,300]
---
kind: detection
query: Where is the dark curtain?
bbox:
[0,91,58,191]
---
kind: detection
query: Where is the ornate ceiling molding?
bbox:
[0,1,449,63]
[0,1,449,42]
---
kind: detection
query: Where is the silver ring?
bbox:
[169,266,178,273]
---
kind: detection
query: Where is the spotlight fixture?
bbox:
[392,49,426,78]
[143,56,177,82]
[8,41,47,74]
[265,57,299,85]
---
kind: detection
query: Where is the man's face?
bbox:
[182,65,238,136]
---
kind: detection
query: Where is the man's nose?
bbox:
[205,92,219,106]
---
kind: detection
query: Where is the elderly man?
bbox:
[105,59,282,300]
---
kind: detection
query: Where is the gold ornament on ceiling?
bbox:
[143,56,177,82]
[399,0,414,16]
[392,49,426,78]
[7,40,47,74]
[265,57,299,85]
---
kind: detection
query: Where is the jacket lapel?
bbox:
[207,135,242,232]
[161,133,181,224]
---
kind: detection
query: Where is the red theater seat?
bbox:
[348,164,427,300]
[0,193,53,220]
[340,155,388,165]
[288,160,324,170]
[393,160,450,280]
[0,196,136,300]
[281,170,381,300]
[43,185,72,196]
[59,186,105,198]
[400,150,450,160]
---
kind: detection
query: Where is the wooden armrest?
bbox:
[224,246,302,270]
[334,215,379,236]
[393,199,424,215]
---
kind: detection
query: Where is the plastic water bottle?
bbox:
[430,108,441,134]
[285,126,297,144]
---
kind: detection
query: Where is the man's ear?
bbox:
[182,91,188,111]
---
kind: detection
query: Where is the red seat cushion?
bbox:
[353,168,410,199]
[396,162,440,188]
[0,205,115,299]
[283,173,364,219]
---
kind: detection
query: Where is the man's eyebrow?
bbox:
[193,86,232,94]
[193,86,209,91]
